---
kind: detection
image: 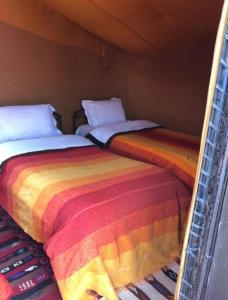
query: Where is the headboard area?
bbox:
[53,112,62,131]
[73,97,127,133]
[73,108,87,133]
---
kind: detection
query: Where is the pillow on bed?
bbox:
[0,104,62,142]
[82,97,126,127]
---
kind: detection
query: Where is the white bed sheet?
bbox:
[75,124,94,137]
[0,135,93,165]
[87,120,158,144]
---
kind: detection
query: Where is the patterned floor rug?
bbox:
[0,208,61,300]
[0,207,179,299]
[111,258,179,300]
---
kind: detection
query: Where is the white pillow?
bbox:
[0,104,62,143]
[82,97,126,127]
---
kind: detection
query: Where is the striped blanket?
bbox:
[109,128,200,190]
[0,146,190,300]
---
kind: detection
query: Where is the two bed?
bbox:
[0,103,193,299]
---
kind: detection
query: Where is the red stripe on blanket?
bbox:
[139,129,199,150]
[42,166,162,238]
[45,181,189,258]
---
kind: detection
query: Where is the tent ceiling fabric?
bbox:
[41,0,223,54]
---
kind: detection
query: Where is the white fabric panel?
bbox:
[88,120,158,144]
[0,135,93,165]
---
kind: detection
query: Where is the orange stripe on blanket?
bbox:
[10,157,151,241]
[2,147,110,210]
[112,138,196,184]
[7,151,113,199]
[47,207,188,279]
[52,231,180,300]
[2,146,101,183]
[44,176,189,255]
[0,147,191,300]
[42,166,163,239]
[112,134,197,170]
[33,163,155,241]
[9,155,121,222]
[140,128,200,148]
[109,128,200,189]
[114,137,196,170]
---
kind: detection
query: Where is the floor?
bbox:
[0,207,179,299]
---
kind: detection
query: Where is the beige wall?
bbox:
[123,41,215,135]
[0,0,218,136]
[0,17,215,136]
[0,0,107,54]
[0,21,127,133]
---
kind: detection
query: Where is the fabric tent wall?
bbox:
[123,41,215,135]
[0,1,127,133]
[0,0,220,135]
[0,21,128,134]
[0,21,127,133]
[0,0,107,54]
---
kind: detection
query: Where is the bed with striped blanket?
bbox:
[87,127,200,190]
[0,204,179,300]
[0,145,190,300]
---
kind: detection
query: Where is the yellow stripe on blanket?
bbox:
[12,156,147,241]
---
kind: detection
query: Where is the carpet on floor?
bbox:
[0,207,179,300]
